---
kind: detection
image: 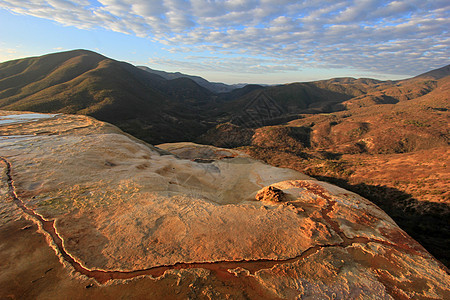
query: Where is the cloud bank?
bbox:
[1,0,448,76]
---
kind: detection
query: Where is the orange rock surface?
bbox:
[0,111,448,299]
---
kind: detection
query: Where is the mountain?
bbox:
[219,71,450,127]
[0,49,216,144]
[219,80,358,127]
[200,72,450,266]
[1,50,448,143]
[1,50,449,297]
[1,111,449,298]
[138,66,245,93]
[414,64,450,80]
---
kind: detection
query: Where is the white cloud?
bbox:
[0,45,24,62]
[1,0,448,76]
[148,55,301,74]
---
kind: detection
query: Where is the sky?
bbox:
[0,0,448,84]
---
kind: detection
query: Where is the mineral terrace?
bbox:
[0,111,449,299]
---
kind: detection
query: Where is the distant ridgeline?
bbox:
[1,50,449,268]
[0,49,449,145]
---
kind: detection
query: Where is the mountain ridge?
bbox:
[137,65,246,93]
[413,64,450,80]
[0,49,449,270]
[1,49,448,142]
[0,49,218,144]
[1,110,448,298]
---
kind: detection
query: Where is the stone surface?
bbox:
[0,110,449,299]
[255,186,287,203]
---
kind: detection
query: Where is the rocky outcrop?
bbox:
[255,186,287,203]
[0,111,448,299]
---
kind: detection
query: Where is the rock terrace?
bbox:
[0,111,449,299]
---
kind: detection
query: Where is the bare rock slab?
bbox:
[0,111,448,299]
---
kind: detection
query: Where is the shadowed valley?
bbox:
[0,50,449,298]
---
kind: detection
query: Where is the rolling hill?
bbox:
[200,74,450,266]
[1,50,449,267]
[1,50,447,143]
[0,49,215,144]
[138,66,245,93]
[1,110,448,298]
[218,74,446,127]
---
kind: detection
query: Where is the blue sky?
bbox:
[0,0,448,84]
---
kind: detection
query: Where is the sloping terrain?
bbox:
[1,50,449,270]
[218,72,447,127]
[1,111,449,299]
[413,64,450,80]
[201,75,450,266]
[138,66,244,93]
[1,50,448,142]
[0,50,215,144]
